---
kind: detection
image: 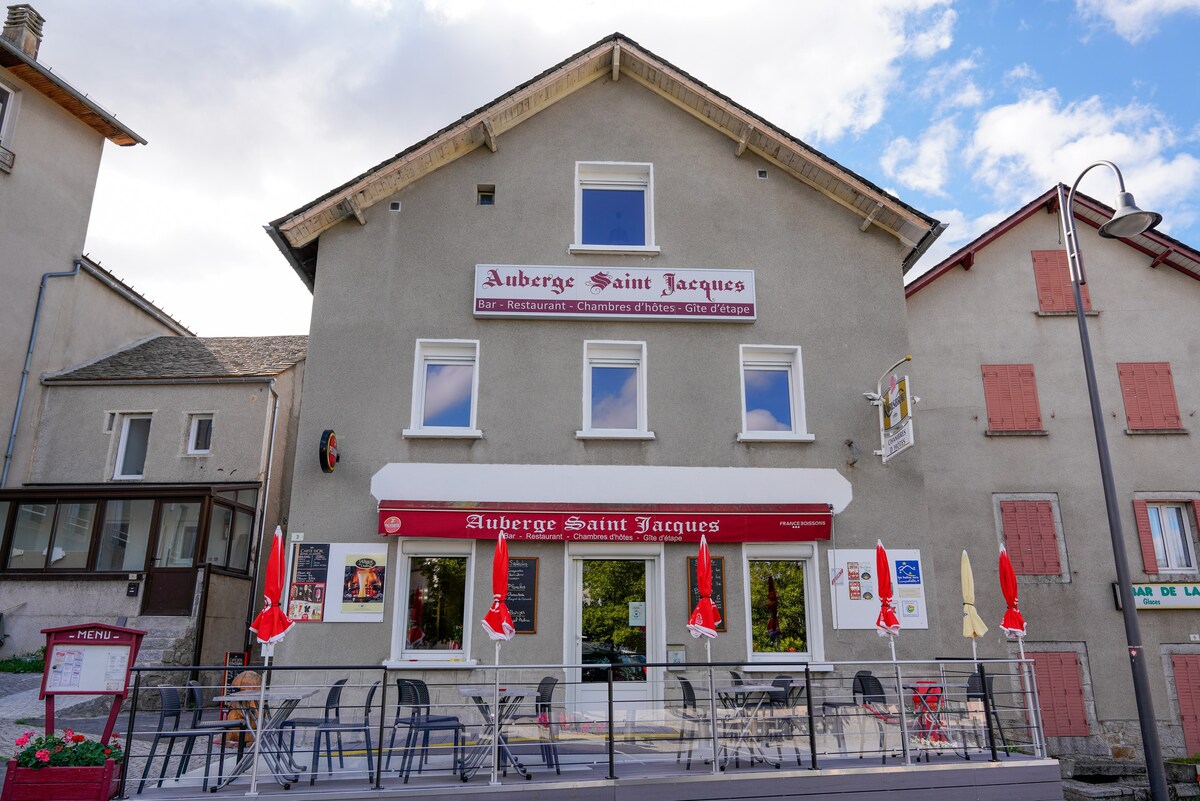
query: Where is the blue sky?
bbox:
[24,0,1200,335]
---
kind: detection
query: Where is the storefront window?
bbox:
[744,543,821,662]
[229,511,254,572]
[206,505,233,566]
[405,556,468,653]
[95,499,154,572]
[47,502,97,570]
[155,501,201,568]
[8,503,54,569]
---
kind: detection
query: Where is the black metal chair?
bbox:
[532,676,560,774]
[308,681,379,785]
[966,671,1009,749]
[855,671,902,763]
[675,675,707,769]
[137,686,229,793]
[176,680,249,775]
[386,678,464,782]
[280,678,349,767]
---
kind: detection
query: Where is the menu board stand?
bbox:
[39,623,146,743]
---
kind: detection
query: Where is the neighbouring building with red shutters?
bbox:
[907,186,1200,759]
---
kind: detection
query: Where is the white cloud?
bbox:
[906,207,1011,280]
[918,57,984,112]
[965,90,1200,218]
[881,118,961,196]
[1004,63,1039,84]
[592,373,639,429]
[746,410,790,431]
[1076,0,1200,43]
[423,365,474,422]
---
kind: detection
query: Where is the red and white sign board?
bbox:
[473,264,756,321]
[378,501,830,543]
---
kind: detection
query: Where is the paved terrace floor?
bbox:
[1,672,1063,801]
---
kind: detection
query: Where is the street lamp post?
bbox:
[1056,162,1167,801]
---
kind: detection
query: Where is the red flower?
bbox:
[35,750,50,763]
[104,748,111,755]
[71,734,85,743]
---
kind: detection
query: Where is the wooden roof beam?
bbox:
[1149,248,1174,269]
[735,124,754,157]
[612,43,621,81]
[481,117,498,153]
[859,201,884,232]
[338,196,366,225]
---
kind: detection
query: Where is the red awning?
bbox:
[377,500,831,543]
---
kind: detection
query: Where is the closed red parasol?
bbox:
[875,539,900,637]
[687,534,721,639]
[249,526,294,645]
[482,531,515,641]
[999,545,1027,637]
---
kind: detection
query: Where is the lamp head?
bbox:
[1098,192,1162,239]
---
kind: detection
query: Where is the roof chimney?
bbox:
[3,4,45,59]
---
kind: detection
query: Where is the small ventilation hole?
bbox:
[389,201,401,212]
[757,169,768,180]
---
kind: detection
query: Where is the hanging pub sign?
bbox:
[377,501,832,543]
[880,374,915,463]
[319,429,339,473]
[473,264,756,322]
[1126,582,1200,609]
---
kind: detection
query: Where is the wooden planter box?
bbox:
[1,759,119,801]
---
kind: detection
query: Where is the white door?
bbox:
[566,546,663,723]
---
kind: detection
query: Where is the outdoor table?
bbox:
[210,688,317,790]
[713,683,784,769]
[457,685,537,782]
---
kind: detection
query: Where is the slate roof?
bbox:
[44,336,307,383]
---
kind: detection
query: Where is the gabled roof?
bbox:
[43,335,307,384]
[0,36,144,146]
[267,32,943,291]
[905,185,1200,298]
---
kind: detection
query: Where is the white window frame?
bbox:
[403,339,482,439]
[737,345,813,442]
[577,340,654,440]
[186,413,214,455]
[0,80,17,146]
[742,542,824,666]
[570,162,659,255]
[1145,497,1199,574]
[113,414,152,480]
[386,538,476,667]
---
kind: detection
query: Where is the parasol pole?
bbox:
[706,638,719,774]
[490,640,501,786]
[247,642,272,797]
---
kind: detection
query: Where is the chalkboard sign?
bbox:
[507,558,538,635]
[687,556,727,632]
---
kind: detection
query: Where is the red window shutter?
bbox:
[1000,501,1062,575]
[1174,655,1200,757]
[1133,500,1159,574]
[982,364,1043,432]
[1032,250,1091,312]
[1031,651,1089,737]
[1118,362,1182,430]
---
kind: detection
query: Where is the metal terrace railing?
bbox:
[115,657,1045,798]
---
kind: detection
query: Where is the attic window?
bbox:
[570,162,659,256]
[477,185,495,206]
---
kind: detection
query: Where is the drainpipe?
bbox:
[2,259,82,487]
[243,379,281,654]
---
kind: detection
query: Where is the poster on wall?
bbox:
[342,552,387,615]
[827,548,929,630]
[287,542,389,623]
[288,543,329,622]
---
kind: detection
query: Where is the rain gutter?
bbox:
[2,259,81,486]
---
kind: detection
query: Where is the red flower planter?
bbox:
[1,759,119,801]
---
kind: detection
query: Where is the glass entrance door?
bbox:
[569,555,659,720]
[581,560,648,685]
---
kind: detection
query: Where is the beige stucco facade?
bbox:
[276,69,942,678]
[907,202,1200,757]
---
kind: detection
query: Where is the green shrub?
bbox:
[0,647,45,674]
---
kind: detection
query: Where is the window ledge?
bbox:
[402,428,483,439]
[183,453,211,458]
[1035,310,1099,317]
[575,430,656,440]
[985,429,1048,437]
[384,659,478,670]
[1125,428,1188,436]
[568,244,661,257]
[737,432,816,443]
